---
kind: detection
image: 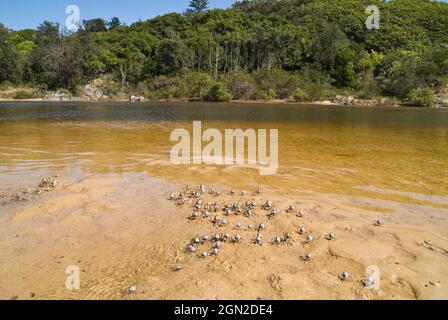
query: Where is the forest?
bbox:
[1,0,448,106]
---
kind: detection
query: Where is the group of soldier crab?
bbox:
[168,184,383,288]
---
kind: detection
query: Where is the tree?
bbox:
[155,38,192,75]
[4,0,448,102]
[0,24,20,83]
[406,87,435,107]
[206,83,232,101]
[83,19,107,33]
[108,17,122,30]
[35,21,60,45]
[189,0,209,14]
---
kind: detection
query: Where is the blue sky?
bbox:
[0,0,237,30]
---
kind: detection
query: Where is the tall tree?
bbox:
[83,19,107,33]
[108,17,122,30]
[0,24,20,83]
[189,0,209,14]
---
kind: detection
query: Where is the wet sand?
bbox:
[0,173,446,300]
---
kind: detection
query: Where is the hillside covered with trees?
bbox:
[1,0,448,106]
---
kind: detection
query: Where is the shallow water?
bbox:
[1,102,447,208]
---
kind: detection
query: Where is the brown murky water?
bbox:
[1,102,447,207]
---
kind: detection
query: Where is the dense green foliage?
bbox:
[1,0,448,105]
[406,87,435,107]
[189,0,210,14]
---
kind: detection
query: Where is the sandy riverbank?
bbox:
[0,97,395,107]
[0,173,446,300]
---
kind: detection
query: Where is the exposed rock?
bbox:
[83,83,104,100]
[332,95,376,106]
[433,96,448,108]
[44,78,111,102]
[130,95,145,102]
[1,175,59,205]
[432,85,448,108]
[333,95,355,106]
[43,92,85,102]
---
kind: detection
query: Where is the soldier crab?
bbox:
[268,208,279,219]
[325,233,336,241]
[254,234,263,245]
[176,198,186,206]
[127,285,138,294]
[374,219,384,227]
[306,234,314,243]
[273,236,282,244]
[303,253,313,261]
[246,200,255,208]
[189,212,199,220]
[363,276,375,288]
[262,201,273,210]
[173,265,183,272]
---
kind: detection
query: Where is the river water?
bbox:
[1,102,447,208]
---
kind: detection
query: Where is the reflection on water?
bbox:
[0,102,447,207]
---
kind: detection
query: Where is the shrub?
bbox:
[406,87,435,107]
[146,76,187,100]
[103,80,120,96]
[224,71,256,100]
[253,88,277,101]
[252,69,300,99]
[293,88,309,102]
[12,90,39,99]
[206,83,232,102]
[301,82,334,101]
[184,72,214,99]
[0,81,13,91]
